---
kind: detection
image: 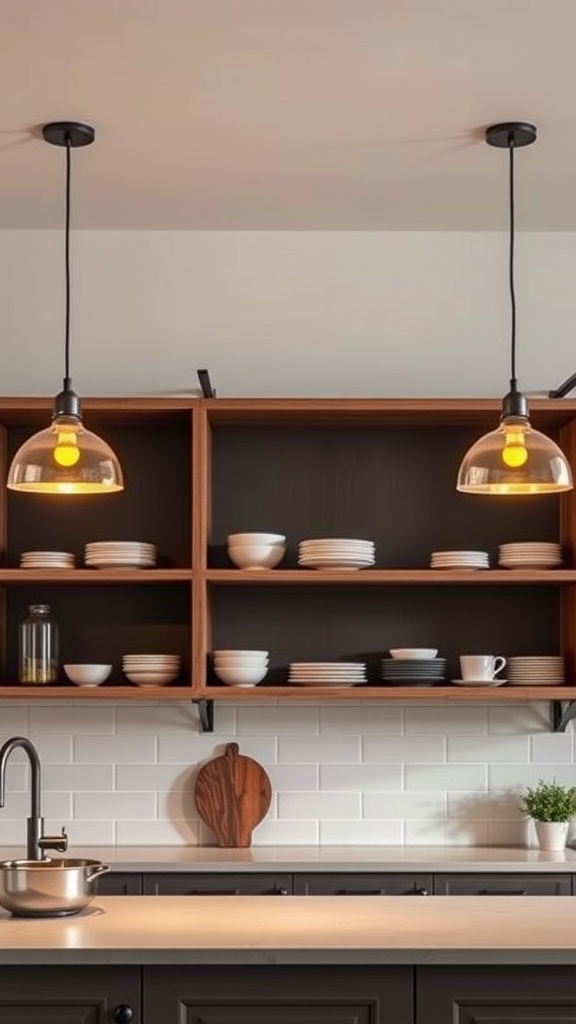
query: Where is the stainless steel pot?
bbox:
[0,858,110,917]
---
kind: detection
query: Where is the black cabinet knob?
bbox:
[114,1005,134,1023]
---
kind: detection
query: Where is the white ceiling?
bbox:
[1,0,576,231]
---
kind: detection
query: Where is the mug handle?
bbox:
[493,656,506,676]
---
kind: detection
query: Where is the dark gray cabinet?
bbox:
[95,871,143,895]
[144,965,412,1024]
[294,872,432,896]
[417,966,576,1024]
[0,965,140,1022]
[434,872,572,896]
[142,872,292,895]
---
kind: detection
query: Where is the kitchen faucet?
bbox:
[0,736,68,861]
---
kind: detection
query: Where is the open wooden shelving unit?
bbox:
[0,396,575,729]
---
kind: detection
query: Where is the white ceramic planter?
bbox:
[535,820,570,852]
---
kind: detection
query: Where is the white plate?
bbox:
[451,678,507,686]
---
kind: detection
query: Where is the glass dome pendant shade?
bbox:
[6,121,123,496]
[456,122,573,496]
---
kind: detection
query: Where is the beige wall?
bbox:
[1,230,574,400]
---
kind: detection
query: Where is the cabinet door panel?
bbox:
[145,965,412,1024]
[143,872,292,895]
[418,966,576,1024]
[433,873,572,896]
[94,872,143,895]
[294,872,432,895]
[0,966,140,1023]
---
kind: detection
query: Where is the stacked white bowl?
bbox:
[227,533,286,570]
[85,541,156,569]
[298,538,375,571]
[122,653,181,686]
[212,649,269,687]
[498,542,563,569]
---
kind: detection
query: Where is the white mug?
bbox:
[460,654,506,681]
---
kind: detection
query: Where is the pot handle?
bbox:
[87,864,110,882]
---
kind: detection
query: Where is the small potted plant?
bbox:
[519,779,576,851]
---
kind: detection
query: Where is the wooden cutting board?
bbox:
[193,742,272,848]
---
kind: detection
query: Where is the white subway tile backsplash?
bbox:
[363,735,445,764]
[74,792,155,820]
[116,819,201,845]
[531,733,573,764]
[268,764,318,791]
[488,703,550,734]
[252,819,319,845]
[319,707,402,735]
[405,707,487,734]
[238,707,318,735]
[405,764,487,791]
[74,735,156,764]
[320,764,402,791]
[278,792,361,820]
[364,792,446,819]
[278,735,360,763]
[0,699,571,848]
[116,765,194,792]
[320,820,402,845]
[29,706,115,734]
[404,820,489,845]
[43,764,113,791]
[448,735,530,763]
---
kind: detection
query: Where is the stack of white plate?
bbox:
[508,656,565,686]
[381,657,447,686]
[288,662,367,687]
[20,550,75,569]
[85,541,157,569]
[498,542,563,569]
[122,653,181,686]
[298,539,375,571]
[430,550,489,570]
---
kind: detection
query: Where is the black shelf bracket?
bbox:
[552,700,576,733]
[193,699,214,733]
[197,368,217,398]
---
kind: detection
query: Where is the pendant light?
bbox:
[456,122,573,495]
[7,122,124,495]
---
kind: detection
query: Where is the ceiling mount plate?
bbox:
[485,121,537,149]
[42,121,95,148]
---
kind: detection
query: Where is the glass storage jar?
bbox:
[18,604,59,685]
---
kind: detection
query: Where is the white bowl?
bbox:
[389,648,439,660]
[64,664,112,686]
[213,655,269,665]
[213,665,269,685]
[227,533,286,544]
[227,543,286,570]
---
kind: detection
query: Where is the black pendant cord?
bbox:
[508,133,517,394]
[64,132,72,392]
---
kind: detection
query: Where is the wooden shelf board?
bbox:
[201,686,576,701]
[206,569,576,584]
[0,686,200,699]
[0,570,193,583]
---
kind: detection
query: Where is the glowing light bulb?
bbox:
[502,427,528,469]
[54,429,80,468]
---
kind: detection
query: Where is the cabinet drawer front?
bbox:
[293,872,432,896]
[434,873,572,896]
[143,872,293,895]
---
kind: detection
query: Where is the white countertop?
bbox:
[2,894,576,966]
[1,845,572,873]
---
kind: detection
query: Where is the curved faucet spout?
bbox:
[0,736,67,860]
